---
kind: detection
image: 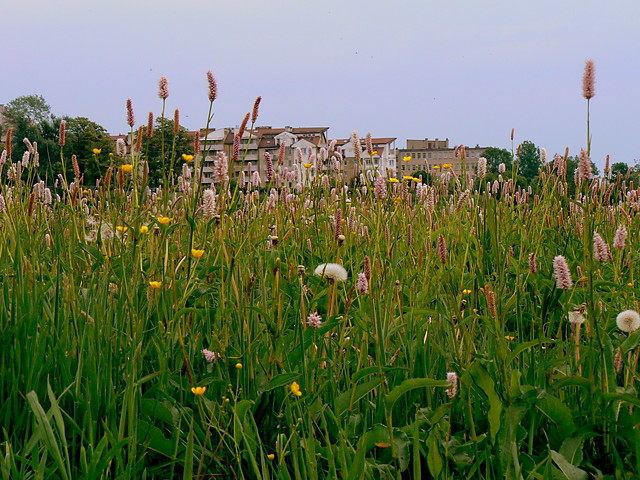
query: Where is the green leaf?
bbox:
[559,432,589,467]
[385,378,450,412]
[469,362,502,444]
[536,392,576,437]
[426,430,443,478]
[336,378,382,416]
[26,391,70,480]
[620,329,640,353]
[265,372,301,392]
[550,449,587,480]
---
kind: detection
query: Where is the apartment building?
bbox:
[398,138,486,178]
[333,136,397,182]
[200,126,329,185]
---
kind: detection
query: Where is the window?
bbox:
[428,153,432,159]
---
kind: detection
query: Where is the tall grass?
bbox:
[1,73,639,480]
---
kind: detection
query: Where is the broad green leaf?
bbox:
[550,449,587,480]
[536,392,576,436]
[426,430,443,478]
[469,362,502,444]
[385,378,450,412]
[336,378,382,416]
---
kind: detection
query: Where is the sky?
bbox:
[4,0,640,169]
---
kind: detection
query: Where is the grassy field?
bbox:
[1,76,639,480]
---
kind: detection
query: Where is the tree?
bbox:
[62,117,114,184]
[611,162,630,177]
[4,95,51,126]
[517,141,541,181]
[144,117,194,186]
[482,147,513,173]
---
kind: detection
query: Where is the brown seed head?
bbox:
[147,112,154,138]
[207,70,218,102]
[582,59,595,100]
[58,121,66,147]
[158,75,169,100]
[251,96,262,124]
[126,98,135,128]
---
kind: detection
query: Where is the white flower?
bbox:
[314,263,348,282]
[616,310,640,333]
[568,311,585,324]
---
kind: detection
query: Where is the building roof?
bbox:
[334,137,397,146]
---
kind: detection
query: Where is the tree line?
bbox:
[0,95,194,186]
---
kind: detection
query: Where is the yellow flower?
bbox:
[628,282,634,287]
[235,362,243,369]
[267,454,275,460]
[388,177,399,183]
[443,163,452,168]
[505,335,516,341]
[191,386,206,396]
[472,308,478,313]
[182,154,194,162]
[462,289,472,295]
[290,381,302,397]
[116,225,128,232]
[92,148,102,155]
[157,216,171,225]
[149,281,162,289]
[402,156,412,162]
[192,248,205,258]
[403,176,413,180]
[370,151,378,156]
[120,164,133,173]
[433,165,440,169]
[375,442,391,448]
[302,163,313,169]
[140,225,149,234]
[412,177,421,182]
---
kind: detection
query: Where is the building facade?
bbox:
[200,126,329,185]
[333,137,397,182]
[398,138,486,178]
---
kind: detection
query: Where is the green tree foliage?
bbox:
[62,117,114,184]
[4,94,51,126]
[481,147,513,173]
[144,117,194,186]
[611,162,630,177]
[517,141,541,181]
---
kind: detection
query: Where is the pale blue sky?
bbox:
[4,0,640,168]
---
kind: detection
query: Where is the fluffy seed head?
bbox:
[314,263,348,282]
[568,311,585,324]
[616,310,640,333]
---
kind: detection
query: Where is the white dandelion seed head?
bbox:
[314,263,348,282]
[616,310,640,333]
